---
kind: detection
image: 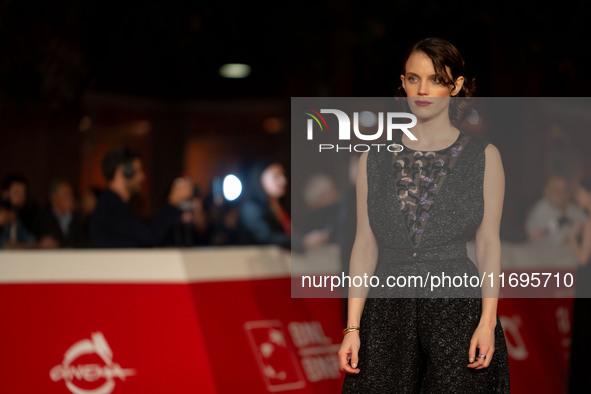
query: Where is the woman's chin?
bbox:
[409,105,449,123]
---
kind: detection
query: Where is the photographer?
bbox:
[89,147,193,248]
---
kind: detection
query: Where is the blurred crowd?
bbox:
[0,147,291,250]
[524,175,589,250]
[2,147,591,268]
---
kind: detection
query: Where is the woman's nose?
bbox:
[417,81,429,96]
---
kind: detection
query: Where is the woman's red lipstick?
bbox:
[414,100,432,107]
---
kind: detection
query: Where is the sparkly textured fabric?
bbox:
[342,131,511,393]
[393,132,464,247]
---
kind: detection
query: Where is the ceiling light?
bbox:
[219,63,251,78]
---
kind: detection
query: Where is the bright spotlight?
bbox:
[219,63,251,78]
[359,111,378,127]
[223,174,242,201]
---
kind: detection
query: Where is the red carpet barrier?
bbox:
[498,297,573,394]
[0,247,344,394]
[0,246,576,393]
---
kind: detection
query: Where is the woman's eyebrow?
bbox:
[405,72,439,78]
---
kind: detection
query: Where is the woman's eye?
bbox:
[409,77,418,82]
[431,78,440,84]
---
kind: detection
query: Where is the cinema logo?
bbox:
[304,108,417,152]
[50,332,136,394]
[245,320,340,392]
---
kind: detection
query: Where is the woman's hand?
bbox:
[338,331,361,374]
[467,322,495,370]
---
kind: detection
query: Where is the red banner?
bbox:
[0,248,577,393]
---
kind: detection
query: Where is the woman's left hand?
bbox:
[467,322,495,369]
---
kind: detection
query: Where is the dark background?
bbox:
[1,0,590,234]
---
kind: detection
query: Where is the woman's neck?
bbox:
[402,116,458,149]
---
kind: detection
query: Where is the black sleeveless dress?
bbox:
[341,130,511,393]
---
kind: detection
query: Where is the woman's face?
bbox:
[400,51,464,121]
[261,163,287,199]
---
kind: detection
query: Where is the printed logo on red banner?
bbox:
[287,321,341,382]
[501,315,528,361]
[244,320,306,392]
[49,332,136,394]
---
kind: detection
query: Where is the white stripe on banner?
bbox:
[0,245,305,283]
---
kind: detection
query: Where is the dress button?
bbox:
[412,252,417,257]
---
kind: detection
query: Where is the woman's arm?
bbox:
[468,143,505,370]
[338,151,379,374]
[346,151,379,324]
[474,143,505,322]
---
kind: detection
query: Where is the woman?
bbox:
[238,159,291,247]
[566,177,591,393]
[338,37,510,392]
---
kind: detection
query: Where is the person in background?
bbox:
[203,198,240,246]
[168,184,209,246]
[565,176,591,393]
[300,173,341,249]
[80,187,100,237]
[238,159,290,248]
[1,174,37,235]
[34,179,88,248]
[89,147,193,248]
[525,175,587,244]
[0,199,36,248]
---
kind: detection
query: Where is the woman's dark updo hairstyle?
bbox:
[395,37,476,125]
